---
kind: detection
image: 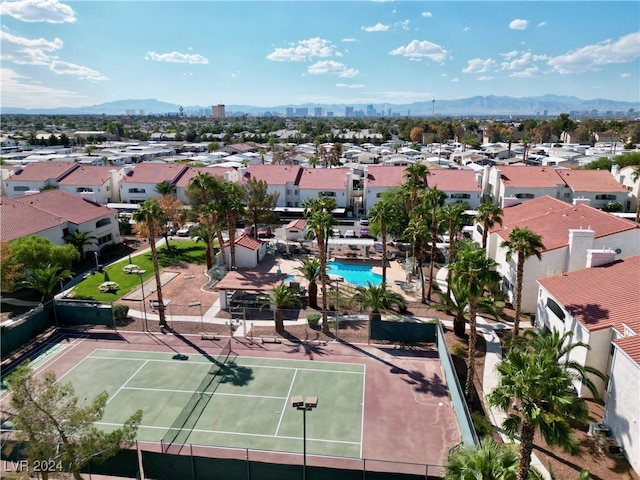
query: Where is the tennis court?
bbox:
[58,344,365,458]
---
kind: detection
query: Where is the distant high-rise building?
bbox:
[345,106,354,117]
[286,107,294,117]
[139,109,145,116]
[366,104,375,117]
[314,107,324,117]
[125,109,135,116]
[212,104,225,119]
[295,107,308,117]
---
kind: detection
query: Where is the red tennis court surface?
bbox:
[13,329,461,472]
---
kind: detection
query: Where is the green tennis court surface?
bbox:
[60,348,365,458]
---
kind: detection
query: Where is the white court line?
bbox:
[360,363,366,459]
[121,386,287,400]
[105,360,149,405]
[275,368,298,437]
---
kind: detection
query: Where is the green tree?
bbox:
[632,168,640,223]
[476,202,503,250]
[154,180,176,196]
[63,231,98,260]
[487,341,589,480]
[295,257,321,309]
[261,283,302,332]
[423,187,447,301]
[133,198,168,327]
[223,181,246,269]
[242,177,280,235]
[445,437,518,480]
[352,281,407,325]
[22,264,73,302]
[11,236,79,271]
[501,227,545,336]
[403,217,429,302]
[6,364,142,480]
[367,199,401,283]
[439,203,470,297]
[191,223,215,269]
[450,241,499,399]
[1,240,23,292]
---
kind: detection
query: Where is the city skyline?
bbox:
[1,0,639,110]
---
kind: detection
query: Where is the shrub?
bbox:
[471,411,495,437]
[307,313,321,328]
[451,343,468,357]
[112,304,130,322]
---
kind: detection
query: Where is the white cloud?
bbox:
[308,60,358,78]
[509,67,539,78]
[463,26,471,32]
[395,20,410,30]
[1,67,81,107]
[49,60,107,81]
[463,58,496,73]
[451,77,459,82]
[537,21,546,28]
[478,76,494,81]
[336,83,366,89]
[509,19,528,30]
[389,39,447,62]
[421,11,432,18]
[621,73,630,78]
[0,31,62,65]
[267,37,334,61]
[548,32,640,74]
[500,51,546,71]
[0,0,76,23]
[501,50,519,60]
[362,23,389,32]
[342,38,356,43]
[144,51,209,64]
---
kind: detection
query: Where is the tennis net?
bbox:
[163,340,233,451]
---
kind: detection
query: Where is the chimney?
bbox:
[109,169,121,202]
[611,164,620,177]
[573,197,591,206]
[586,248,617,268]
[567,227,595,272]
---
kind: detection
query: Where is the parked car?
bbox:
[241,225,255,236]
[176,222,198,237]
[344,230,356,238]
[257,226,272,238]
[359,218,369,226]
[332,228,342,238]
[359,227,369,238]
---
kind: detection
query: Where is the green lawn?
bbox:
[70,240,207,302]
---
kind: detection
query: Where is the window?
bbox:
[319,191,336,197]
[14,186,29,192]
[595,194,616,201]
[98,234,113,245]
[546,298,565,321]
[376,193,382,198]
[450,193,471,200]
[515,193,535,199]
[476,224,483,235]
[76,187,93,193]
[128,188,146,193]
[96,218,111,228]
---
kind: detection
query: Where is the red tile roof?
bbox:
[13,189,115,225]
[243,164,302,185]
[554,169,628,193]
[497,166,565,188]
[223,234,263,251]
[58,165,118,185]
[491,196,639,251]
[285,219,306,230]
[538,255,640,334]
[614,336,640,365]
[119,163,189,184]
[7,161,78,182]
[428,169,481,192]
[176,166,228,187]
[297,168,347,189]
[365,166,407,188]
[214,271,284,291]
[0,195,62,241]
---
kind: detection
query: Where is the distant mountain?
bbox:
[2,95,638,117]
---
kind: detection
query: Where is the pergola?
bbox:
[214,271,286,310]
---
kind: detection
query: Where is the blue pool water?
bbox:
[327,261,382,286]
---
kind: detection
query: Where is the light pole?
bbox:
[94,251,100,271]
[291,396,318,480]
[331,276,344,342]
[137,271,148,332]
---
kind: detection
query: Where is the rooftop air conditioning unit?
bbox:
[588,423,610,437]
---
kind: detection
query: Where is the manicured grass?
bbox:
[70,240,207,302]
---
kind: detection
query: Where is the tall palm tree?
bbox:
[631,168,640,223]
[154,181,176,196]
[445,437,518,480]
[367,200,399,282]
[295,257,320,309]
[261,283,302,332]
[403,163,429,212]
[352,281,407,323]
[133,198,168,328]
[223,181,246,270]
[302,196,337,333]
[450,241,499,399]
[404,217,429,302]
[423,187,447,302]
[63,231,97,260]
[439,203,470,297]
[487,342,589,480]
[22,264,74,302]
[191,223,214,269]
[501,227,545,336]
[476,202,503,250]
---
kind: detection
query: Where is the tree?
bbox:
[223,181,246,269]
[439,203,470,297]
[352,282,407,323]
[295,257,320,309]
[5,364,142,480]
[423,187,447,302]
[404,217,429,302]
[450,241,499,399]
[487,341,589,480]
[476,202,503,250]
[1,240,23,292]
[133,198,168,327]
[63,231,98,259]
[501,227,545,336]
[22,264,73,302]
[154,180,176,196]
[367,200,400,283]
[403,163,429,212]
[157,193,183,248]
[445,437,518,480]
[11,236,79,271]
[632,168,640,223]
[191,223,215,269]
[261,283,302,332]
[242,177,280,235]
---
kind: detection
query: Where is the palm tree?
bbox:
[22,264,74,302]
[423,187,447,302]
[191,223,214,269]
[501,227,545,336]
[445,437,518,480]
[450,241,499,399]
[133,198,168,328]
[154,181,176,196]
[439,203,470,297]
[352,282,407,324]
[476,202,503,250]
[302,196,337,333]
[631,168,640,223]
[403,163,429,211]
[223,181,245,270]
[295,257,320,309]
[508,329,607,400]
[487,342,589,480]
[367,200,399,283]
[404,218,429,302]
[63,231,97,260]
[261,283,302,332]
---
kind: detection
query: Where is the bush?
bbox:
[471,411,495,437]
[451,343,468,357]
[307,313,321,328]
[112,304,129,322]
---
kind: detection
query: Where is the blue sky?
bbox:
[1,0,639,109]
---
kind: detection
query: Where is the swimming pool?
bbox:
[327,261,382,286]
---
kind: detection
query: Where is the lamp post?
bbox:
[331,276,344,342]
[291,396,318,480]
[137,271,148,332]
[94,251,100,271]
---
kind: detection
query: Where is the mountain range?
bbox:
[2,95,638,117]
